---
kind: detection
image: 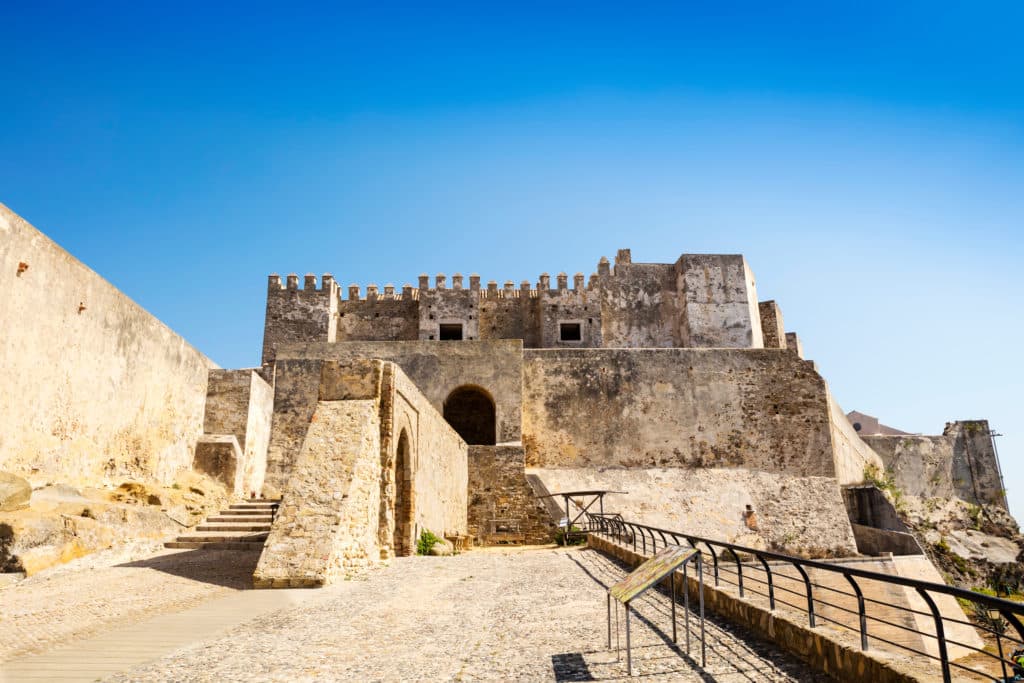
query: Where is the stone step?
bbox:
[206,515,274,523]
[217,508,275,515]
[164,541,267,550]
[174,532,269,543]
[197,523,272,532]
[229,504,279,511]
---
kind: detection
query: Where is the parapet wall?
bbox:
[0,203,213,487]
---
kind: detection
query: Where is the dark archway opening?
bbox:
[394,429,414,556]
[443,386,496,445]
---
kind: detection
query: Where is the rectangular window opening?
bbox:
[439,323,464,341]
[560,322,582,342]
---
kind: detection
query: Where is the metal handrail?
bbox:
[583,513,1024,683]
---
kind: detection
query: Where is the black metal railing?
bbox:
[584,513,1024,683]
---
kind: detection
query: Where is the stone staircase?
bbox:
[165,500,279,550]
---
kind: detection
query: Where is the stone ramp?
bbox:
[165,500,278,550]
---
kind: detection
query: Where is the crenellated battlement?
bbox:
[343,283,419,302]
[263,247,774,355]
[268,273,337,293]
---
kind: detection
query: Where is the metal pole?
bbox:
[995,625,1007,681]
[698,554,706,667]
[607,593,612,649]
[794,563,816,628]
[844,574,868,650]
[626,603,633,676]
[917,588,951,683]
[670,573,677,645]
[683,561,691,654]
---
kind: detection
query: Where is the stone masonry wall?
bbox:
[467,446,555,546]
[0,203,213,488]
[826,385,885,486]
[522,348,836,475]
[758,300,786,349]
[261,274,337,365]
[388,366,468,554]
[264,248,768,352]
[243,370,274,496]
[254,400,382,587]
[864,421,1007,508]
[532,467,858,557]
[677,254,764,348]
[274,340,524,445]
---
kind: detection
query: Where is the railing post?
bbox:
[844,574,868,650]
[793,563,816,628]
[916,588,951,683]
[704,542,719,587]
[757,555,775,610]
[727,547,744,597]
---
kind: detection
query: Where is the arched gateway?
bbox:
[443,385,496,445]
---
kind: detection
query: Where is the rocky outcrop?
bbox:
[0,472,230,577]
[0,472,31,511]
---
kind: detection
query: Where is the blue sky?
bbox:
[2,2,1022,518]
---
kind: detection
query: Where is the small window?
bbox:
[559,322,582,342]
[439,323,464,341]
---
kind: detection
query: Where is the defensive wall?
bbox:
[863,420,1008,509]
[193,369,274,497]
[0,203,214,488]
[254,359,467,587]
[260,250,768,365]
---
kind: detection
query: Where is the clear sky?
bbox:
[2,2,1022,519]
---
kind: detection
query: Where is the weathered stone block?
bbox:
[192,435,243,495]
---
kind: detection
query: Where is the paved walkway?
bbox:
[2,546,831,682]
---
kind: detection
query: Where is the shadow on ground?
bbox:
[116,548,261,589]
[565,548,830,682]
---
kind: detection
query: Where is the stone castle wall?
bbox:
[521,348,837,475]
[467,446,555,546]
[260,249,770,361]
[864,421,1007,508]
[255,359,467,585]
[200,369,273,496]
[0,203,213,488]
[271,340,524,449]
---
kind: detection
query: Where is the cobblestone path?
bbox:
[95,546,831,682]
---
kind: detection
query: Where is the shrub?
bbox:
[416,529,443,556]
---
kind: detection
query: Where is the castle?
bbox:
[0,203,1011,590]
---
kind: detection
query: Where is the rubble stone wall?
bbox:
[467,446,555,546]
[0,203,213,488]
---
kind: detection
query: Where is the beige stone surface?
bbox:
[0,203,213,488]
[0,472,31,511]
[254,400,382,586]
[825,386,885,485]
[522,348,836,475]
